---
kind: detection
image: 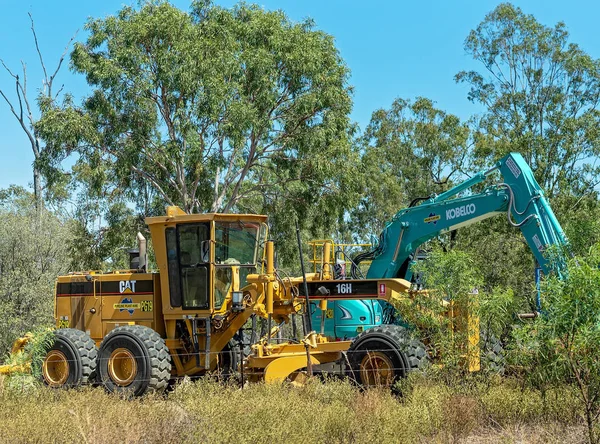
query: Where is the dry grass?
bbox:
[0,376,587,443]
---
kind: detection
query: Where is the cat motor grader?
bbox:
[1,206,474,395]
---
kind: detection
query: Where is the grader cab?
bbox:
[2,206,478,395]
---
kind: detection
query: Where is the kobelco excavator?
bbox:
[312,152,568,340]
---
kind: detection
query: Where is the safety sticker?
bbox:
[506,157,521,179]
[424,213,441,224]
[114,297,140,315]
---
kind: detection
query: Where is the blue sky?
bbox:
[1,0,599,191]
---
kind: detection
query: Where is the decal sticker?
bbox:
[379,283,386,296]
[532,234,544,252]
[446,203,476,220]
[506,157,521,179]
[339,305,353,320]
[114,297,140,315]
[424,213,440,224]
[326,309,334,319]
[335,283,353,294]
[304,281,378,299]
[140,300,153,312]
[119,280,137,293]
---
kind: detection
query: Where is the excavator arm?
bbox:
[364,152,568,280]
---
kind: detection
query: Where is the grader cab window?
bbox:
[214,266,232,310]
[215,221,259,265]
[166,223,210,309]
[213,221,261,307]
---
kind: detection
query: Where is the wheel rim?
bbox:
[359,351,395,387]
[43,350,70,387]
[108,348,137,386]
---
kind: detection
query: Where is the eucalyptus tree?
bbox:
[38,1,355,211]
[352,97,470,238]
[0,13,75,209]
[456,3,600,201]
[37,1,358,266]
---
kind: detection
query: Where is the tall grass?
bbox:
[0,375,586,443]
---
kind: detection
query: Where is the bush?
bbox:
[0,187,72,357]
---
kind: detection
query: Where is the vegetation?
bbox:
[0,376,587,443]
[36,1,359,266]
[0,188,71,355]
[1,1,600,442]
[515,246,600,443]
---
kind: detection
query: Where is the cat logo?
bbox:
[119,280,137,294]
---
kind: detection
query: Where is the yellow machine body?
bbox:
[54,272,163,343]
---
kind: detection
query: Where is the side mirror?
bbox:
[200,240,211,263]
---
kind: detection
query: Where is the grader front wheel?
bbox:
[347,325,427,389]
[42,350,70,386]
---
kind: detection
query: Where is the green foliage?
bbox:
[393,247,483,378]
[0,188,72,357]
[352,97,470,237]
[36,1,358,267]
[455,217,537,309]
[457,3,600,200]
[478,286,519,341]
[514,245,600,443]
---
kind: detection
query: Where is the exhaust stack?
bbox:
[137,232,147,272]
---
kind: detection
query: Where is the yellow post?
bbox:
[322,241,332,280]
[266,241,274,316]
[319,299,328,334]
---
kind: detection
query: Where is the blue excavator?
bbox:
[312,152,568,340]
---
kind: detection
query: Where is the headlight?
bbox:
[232,291,244,312]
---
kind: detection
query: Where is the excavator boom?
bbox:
[365,153,568,280]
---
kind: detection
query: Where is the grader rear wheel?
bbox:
[107,348,138,386]
[41,328,97,388]
[97,325,171,396]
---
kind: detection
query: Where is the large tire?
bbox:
[41,328,97,388]
[347,325,427,388]
[97,325,171,396]
[480,332,505,375]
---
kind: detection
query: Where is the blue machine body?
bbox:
[312,153,568,339]
[310,300,383,340]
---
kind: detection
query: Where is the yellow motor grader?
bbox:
[1,206,478,395]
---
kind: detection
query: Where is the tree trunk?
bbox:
[33,165,43,213]
[586,405,596,444]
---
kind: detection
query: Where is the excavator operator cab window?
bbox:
[166,223,211,310]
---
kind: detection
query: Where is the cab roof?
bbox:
[145,206,268,226]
